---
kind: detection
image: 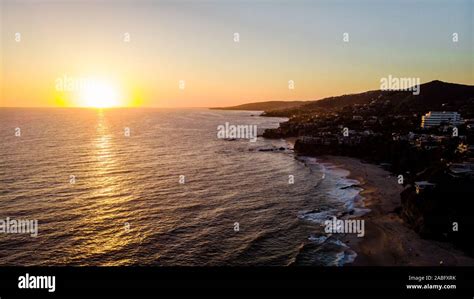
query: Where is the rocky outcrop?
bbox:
[400,173,474,256]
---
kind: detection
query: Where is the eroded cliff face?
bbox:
[400,177,474,257]
[400,187,439,237]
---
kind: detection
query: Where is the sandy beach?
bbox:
[318,155,474,266]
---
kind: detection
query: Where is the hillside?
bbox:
[211,81,474,117]
[264,81,474,117]
[210,100,306,112]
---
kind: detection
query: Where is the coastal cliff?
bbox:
[400,171,474,256]
[258,80,474,257]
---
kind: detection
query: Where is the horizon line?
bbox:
[1,79,472,110]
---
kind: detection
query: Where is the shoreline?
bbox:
[316,155,474,266]
[266,118,474,266]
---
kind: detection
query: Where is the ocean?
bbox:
[0,108,363,266]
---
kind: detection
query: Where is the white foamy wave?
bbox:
[298,209,339,225]
[327,187,361,210]
[315,159,370,217]
[307,234,358,266]
[296,157,370,266]
[320,163,350,177]
[332,249,357,266]
[308,235,328,245]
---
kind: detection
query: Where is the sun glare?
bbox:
[79,80,121,108]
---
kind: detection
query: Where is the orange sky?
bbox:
[1,0,473,108]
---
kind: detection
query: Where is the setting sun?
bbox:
[79,79,121,108]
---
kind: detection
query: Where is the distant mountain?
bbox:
[210,100,306,112]
[211,81,474,117]
[301,80,473,114]
[388,80,474,114]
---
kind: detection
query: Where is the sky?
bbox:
[0,0,473,108]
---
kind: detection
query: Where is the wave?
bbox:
[295,156,370,266]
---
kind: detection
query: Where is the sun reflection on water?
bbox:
[71,109,135,265]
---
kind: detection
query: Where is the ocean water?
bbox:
[0,108,361,266]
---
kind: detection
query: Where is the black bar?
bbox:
[0,267,472,298]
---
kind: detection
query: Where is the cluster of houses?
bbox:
[297,110,473,149]
[298,130,377,147]
[294,110,474,195]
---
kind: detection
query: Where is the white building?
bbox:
[421,111,463,128]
